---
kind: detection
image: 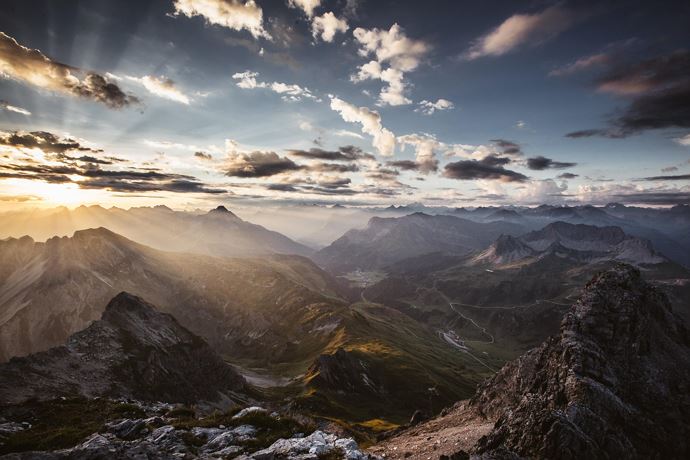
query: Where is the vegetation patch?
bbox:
[0,398,144,454]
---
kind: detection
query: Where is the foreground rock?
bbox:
[0,292,246,405]
[0,403,375,460]
[471,264,690,459]
[252,430,374,460]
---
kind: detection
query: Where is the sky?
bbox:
[0,0,689,211]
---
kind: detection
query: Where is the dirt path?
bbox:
[367,401,493,460]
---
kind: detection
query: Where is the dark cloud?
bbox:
[0,130,101,154]
[490,139,523,156]
[194,151,213,161]
[480,154,512,167]
[0,130,224,194]
[386,160,419,170]
[566,50,690,138]
[558,172,579,179]
[0,32,139,109]
[266,183,299,192]
[614,192,690,205]
[309,162,360,173]
[223,151,302,177]
[287,145,374,162]
[527,155,577,170]
[79,178,225,194]
[366,166,400,182]
[642,174,690,181]
[444,156,528,182]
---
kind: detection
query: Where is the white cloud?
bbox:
[515,120,527,129]
[464,5,576,60]
[333,129,364,139]
[287,0,321,18]
[232,70,317,101]
[172,0,270,40]
[416,98,454,115]
[125,75,190,104]
[398,134,440,174]
[298,121,314,131]
[0,101,31,116]
[143,139,224,154]
[675,134,690,146]
[329,96,395,156]
[351,23,430,106]
[516,179,568,204]
[311,12,348,43]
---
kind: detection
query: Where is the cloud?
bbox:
[232,70,317,101]
[329,96,396,156]
[0,130,102,154]
[0,100,30,116]
[490,139,523,156]
[223,150,302,177]
[287,0,321,18]
[386,160,419,171]
[549,52,609,77]
[0,194,40,202]
[125,75,190,104]
[464,5,578,60]
[642,174,690,181]
[526,155,577,170]
[172,0,270,40]
[558,172,579,179]
[443,156,528,182]
[515,120,528,129]
[309,162,359,173]
[0,130,224,194]
[566,50,690,138]
[194,151,213,160]
[516,179,569,204]
[613,192,690,205]
[397,134,440,174]
[351,24,430,106]
[333,129,364,139]
[311,12,348,43]
[0,32,138,108]
[287,145,374,161]
[416,99,454,115]
[676,134,690,146]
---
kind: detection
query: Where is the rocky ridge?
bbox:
[472,264,690,458]
[370,265,690,459]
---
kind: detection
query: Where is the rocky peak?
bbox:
[0,293,246,405]
[470,264,690,459]
[208,205,237,217]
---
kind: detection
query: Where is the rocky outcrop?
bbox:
[0,292,246,405]
[307,348,385,395]
[470,264,690,459]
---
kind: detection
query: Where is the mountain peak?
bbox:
[208,205,238,218]
[0,293,246,404]
[471,264,690,458]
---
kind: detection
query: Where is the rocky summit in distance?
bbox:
[0,292,246,405]
[470,264,690,459]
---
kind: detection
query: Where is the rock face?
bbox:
[0,292,246,404]
[519,222,665,265]
[471,264,690,459]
